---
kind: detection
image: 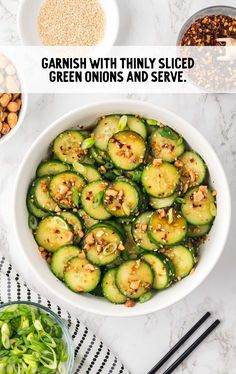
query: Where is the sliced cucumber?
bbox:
[142,161,179,198]
[188,223,211,237]
[36,160,69,177]
[53,130,85,164]
[122,225,143,260]
[116,260,153,299]
[78,209,99,228]
[150,127,185,162]
[102,268,127,304]
[179,151,206,188]
[108,131,146,171]
[105,220,126,242]
[162,245,195,279]
[142,253,175,290]
[81,181,111,220]
[89,147,106,165]
[51,245,80,280]
[27,186,48,218]
[148,209,187,245]
[73,162,101,182]
[132,212,157,251]
[33,177,57,212]
[83,223,123,265]
[64,257,101,293]
[35,216,74,252]
[49,171,85,209]
[103,179,140,217]
[149,193,177,209]
[182,186,217,225]
[58,211,83,236]
[127,116,147,139]
[93,115,121,150]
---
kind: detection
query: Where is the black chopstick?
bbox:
[163,319,220,374]
[147,312,211,374]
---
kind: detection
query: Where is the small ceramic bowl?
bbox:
[0,92,28,146]
[0,301,74,373]
[17,0,119,47]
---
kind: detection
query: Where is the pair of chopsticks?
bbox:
[147,312,220,374]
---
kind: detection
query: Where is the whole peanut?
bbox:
[7,112,18,129]
[7,99,21,113]
[1,122,10,135]
[0,94,11,108]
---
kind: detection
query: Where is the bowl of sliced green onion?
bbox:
[0,301,74,373]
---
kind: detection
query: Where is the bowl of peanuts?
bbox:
[0,55,28,145]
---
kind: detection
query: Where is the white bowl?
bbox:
[17,0,119,47]
[13,100,231,317]
[0,92,28,146]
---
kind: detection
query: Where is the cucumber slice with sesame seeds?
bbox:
[53,130,85,164]
[149,193,178,209]
[33,177,57,212]
[142,162,179,198]
[89,147,106,165]
[58,212,83,242]
[116,260,153,299]
[93,115,121,151]
[102,268,127,304]
[78,209,99,228]
[27,186,48,218]
[103,179,140,218]
[148,209,187,246]
[150,127,185,162]
[162,245,195,279]
[132,211,157,251]
[64,257,101,293]
[81,181,111,220]
[188,223,211,237]
[35,216,74,252]
[51,245,80,280]
[36,160,70,177]
[49,171,85,209]
[127,116,147,139]
[142,253,175,290]
[182,186,216,225]
[107,131,146,171]
[83,223,123,266]
[73,162,101,182]
[178,151,206,188]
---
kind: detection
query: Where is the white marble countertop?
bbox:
[0,1,236,373]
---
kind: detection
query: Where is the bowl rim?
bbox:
[0,300,74,372]
[17,0,120,47]
[13,99,231,317]
[176,5,236,45]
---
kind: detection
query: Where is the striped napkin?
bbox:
[0,255,129,374]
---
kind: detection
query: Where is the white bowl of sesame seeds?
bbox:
[17,0,119,48]
[13,99,231,317]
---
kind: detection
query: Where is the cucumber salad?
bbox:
[27,114,217,307]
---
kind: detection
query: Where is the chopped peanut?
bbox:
[175,160,183,168]
[158,208,166,219]
[85,263,95,271]
[125,300,135,308]
[130,280,141,290]
[106,189,118,197]
[153,158,163,167]
[118,243,125,251]
[85,233,95,246]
